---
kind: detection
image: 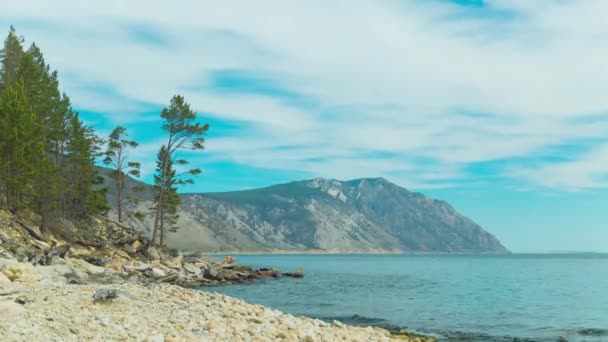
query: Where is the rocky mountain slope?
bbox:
[120,175,508,254]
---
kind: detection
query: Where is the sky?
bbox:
[1,0,607,253]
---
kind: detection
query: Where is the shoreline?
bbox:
[0,213,434,341]
[209,250,512,255]
[0,263,434,341]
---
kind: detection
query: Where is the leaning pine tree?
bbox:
[151,95,208,246]
[152,145,183,247]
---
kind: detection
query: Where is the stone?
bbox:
[131,240,142,252]
[282,268,304,278]
[164,255,183,268]
[204,321,214,331]
[37,264,89,285]
[0,271,11,284]
[68,246,93,258]
[30,239,50,251]
[147,335,164,342]
[146,247,161,261]
[183,263,201,276]
[218,269,241,281]
[152,268,166,277]
[71,258,106,275]
[231,264,252,272]
[0,300,25,322]
[95,313,111,326]
[206,264,222,279]
[105,258,126,272]
[93,289,118,303]
[123,263,152,272]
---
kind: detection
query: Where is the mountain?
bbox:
[107,172,508,254]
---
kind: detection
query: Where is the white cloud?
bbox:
[3,0,608,189]
[509,143,608,190]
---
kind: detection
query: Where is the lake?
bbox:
[207,254,608,341]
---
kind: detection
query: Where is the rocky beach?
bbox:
[0,279,405,341]
[0,209,434,341]
[0,259,434,342]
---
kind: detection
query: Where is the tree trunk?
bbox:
[159,205,164,247]
[152,143,172,245]
[117,170,122,222]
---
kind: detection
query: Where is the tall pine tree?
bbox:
[0,79,43,212]
[151,95,208,246]
[0,26,24,94]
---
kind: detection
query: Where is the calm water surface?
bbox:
[207,254,608,341]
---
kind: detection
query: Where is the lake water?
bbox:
[206,254,608,342]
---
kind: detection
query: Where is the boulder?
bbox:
[0,300,25,322]
[283,268,304,278]
[152,268,166,277]
[183,263,202,276]
[231,264,253,273]
[30,239,50,251]
[131,240,142,252]
[70,258,106,275]
[146,247,161,261]
[256,268,281,278]
[105,259,123,272]
[68,246,93,258]
[218,268,241,281]
[37,264,89,285]
[0,271,11,284]
[93,289,118,303]
[164,255,183,269]
[0,257,17,269]
[206,264,222,279]
[123,263,152,272]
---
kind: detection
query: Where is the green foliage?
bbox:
[151,95,209,246]
[0,27,211,242]
[103,125,140,222]
[0,26,24,94]
[152,145,181,245]
[0,26,109,230]
[64,114,108,218]
[0,79,43,212]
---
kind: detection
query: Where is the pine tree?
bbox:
[152,145,180,246]
[65,113,109,219]
[0,79,43,212]
[103,126,141,222]
[18,42,64,230]
[0,26,111,229]
[0,26,24,94]
[151,95,208,246]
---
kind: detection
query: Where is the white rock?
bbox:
[0,301,25,322]
[123,263,151,271]
[0,271,11,284]
[147,334,164,342]
[152,268,166,277]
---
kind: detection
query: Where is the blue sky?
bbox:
[2,0,608,252]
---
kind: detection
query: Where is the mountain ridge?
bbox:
[104,170,508,254]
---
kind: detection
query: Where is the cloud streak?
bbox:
[2,0,608,191]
